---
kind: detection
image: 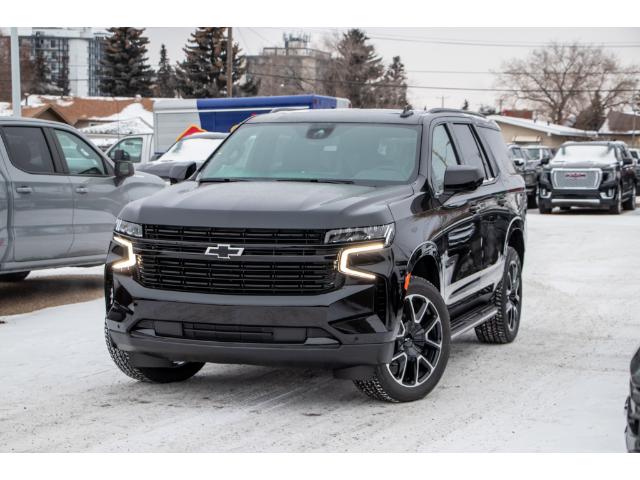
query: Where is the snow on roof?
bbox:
[80,117,153,136]
[488,115,596,137]
[88,101,154,125]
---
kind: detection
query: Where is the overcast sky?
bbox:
[145,27,640,111]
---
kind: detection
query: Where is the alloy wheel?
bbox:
[386,294,443,387]
[504,260,521,331]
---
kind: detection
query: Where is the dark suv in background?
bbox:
[538,141,636,214]
[104,108,526,403]
[508,144,541,208]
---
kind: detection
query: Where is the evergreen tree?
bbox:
[324,29,384,108]
[175,27,255,98]
[154,44,177,97]
[31,49,51,94]
[376,55,408,108]
[100,27,154,97]
[57,54,70,96]
[574,91,606,131]
[461,99,469,110]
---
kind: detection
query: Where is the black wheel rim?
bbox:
[386,294,443,387]
[505,260,521,331]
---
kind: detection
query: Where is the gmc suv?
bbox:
[538,141,636,214]
[104,108,527,403]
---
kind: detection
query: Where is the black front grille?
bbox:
[133,225,341,295]
[144,224,326,245]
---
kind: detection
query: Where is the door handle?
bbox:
[75,186,88,194]
[15,186,32,194]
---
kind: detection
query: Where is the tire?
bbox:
[0,271,30,282]
[475,246,522,344]
[104,324,204,383]
[610,187,623,214]
[538,202,552,214]
[623,185,636,211]
[527,191,537,209]
[353,277,451,403]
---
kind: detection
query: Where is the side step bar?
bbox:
[450,304,498,339]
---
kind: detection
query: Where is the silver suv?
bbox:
[0,118,165,281]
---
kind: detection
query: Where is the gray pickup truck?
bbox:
[0,118,165,281]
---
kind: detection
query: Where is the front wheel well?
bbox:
[409,255,440,293]
[507,227,525,263]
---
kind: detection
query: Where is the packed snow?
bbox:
[0,209,638,452]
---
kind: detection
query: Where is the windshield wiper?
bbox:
[198,178,250,183]
[275,178,355,184]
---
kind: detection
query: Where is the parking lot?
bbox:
[0,207,638,452]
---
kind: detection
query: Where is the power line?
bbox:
[246,70,639,93]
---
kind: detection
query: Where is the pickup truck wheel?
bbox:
[538,202,552,214]
[475,246,522,344]
[610,188,623,214]
[353,277,450,402]
[623,185,636,210]
[104,324,204,383]
[0,271,30,282]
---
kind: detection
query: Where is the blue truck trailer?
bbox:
[153,94,351,154]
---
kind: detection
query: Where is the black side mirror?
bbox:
[114,161,134,179]
[622,156,634,166]
[443,165,484,192]
[540,156,551,165]
[113,149,130,162]
[513,158,525,169]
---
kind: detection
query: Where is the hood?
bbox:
[120,180,413,229]
[549,158,618,169]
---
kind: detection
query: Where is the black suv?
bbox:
[104,108,527,403]
[538,141,636,214]
[508,144,540,208]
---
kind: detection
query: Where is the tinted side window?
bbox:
[451,123,492,180]
[54,130,108,176]
[2,126,56,174]
[477,127,515,175]
[430,124,459,195]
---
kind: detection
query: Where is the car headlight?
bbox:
[338,242,385,280]
[114,218,143,238]
[324,223,395,246]
[112,236,136,270]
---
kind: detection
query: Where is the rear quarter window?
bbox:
[477,126,516,175]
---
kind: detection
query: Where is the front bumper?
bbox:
[106,271,399,369]
[538,188,619,209]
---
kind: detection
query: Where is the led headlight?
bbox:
[338,242,385,280]
[112,236,136,270]
[114,218,143,238]
[325,223,395,246]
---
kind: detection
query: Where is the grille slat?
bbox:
[551,168,601,190]
[133,225,340,295]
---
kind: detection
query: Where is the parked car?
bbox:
[104,107,526,403]
[522,145,553,165]
[105,133,154,165]
[626,345,640,452]
[508,144,539,208]
[136,132,228,184]
[0,118,165,281]
[630,148,640,195]
[537,141,636,214]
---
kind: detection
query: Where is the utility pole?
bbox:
[436,95,449,108]
[10,28,21,117]
[227,27,233,98]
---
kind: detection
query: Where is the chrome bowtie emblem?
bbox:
[204,244,244,259]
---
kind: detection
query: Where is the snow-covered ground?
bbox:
[0,209,638,452]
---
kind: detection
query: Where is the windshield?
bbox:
[524,147,542,159]
[159,137,225,163]
[554,145,618,163]
[198,123,420,184]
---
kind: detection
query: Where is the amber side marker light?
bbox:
[404,273,412,291]
[338,242,385,280]
[112,236,136,270]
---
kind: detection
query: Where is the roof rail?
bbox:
[427,108,486,118]
[269,106,310,114]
